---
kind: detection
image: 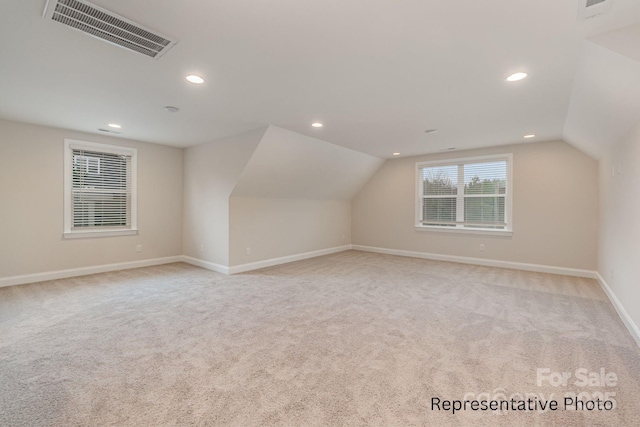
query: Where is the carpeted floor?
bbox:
[1,250,639,426]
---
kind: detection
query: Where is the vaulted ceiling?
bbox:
[1,0,639,158]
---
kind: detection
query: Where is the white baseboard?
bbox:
[351,245,597,278]
[596,273,640,348]
[0,246,351,285]
[0,256,183,288]
[4,246,635,350]
[228,245,352,274]
[181,256,229,275]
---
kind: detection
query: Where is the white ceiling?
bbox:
[1,0,639,159]
[231,126,384,200]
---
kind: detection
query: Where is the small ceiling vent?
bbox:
[43,0,177,59]
[98,128,121,134]
[579,0,613,20]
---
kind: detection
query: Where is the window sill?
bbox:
[63,229,138,239]
[414,226,513,237]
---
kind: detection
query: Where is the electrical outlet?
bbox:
[246,247,251,255]
[136,244,142,252]
[479,244,485,252]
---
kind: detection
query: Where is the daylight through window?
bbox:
[64,139,137,238]
[416,154,512,233]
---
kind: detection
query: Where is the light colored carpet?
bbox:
[1,250,639,426]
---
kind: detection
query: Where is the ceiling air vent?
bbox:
[43,0,177,59]
[579,0,613,20]
[98,128,121,134]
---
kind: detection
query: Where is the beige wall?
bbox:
[183,126,381,269]
[0,120,183,278]
[1,119,604,284]
[352,140,598,270]
[229,197,350,266]
[182,128,265,266]
[226,126,381,268]
[598,120,640,331]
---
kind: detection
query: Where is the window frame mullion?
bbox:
[456,164,464,228]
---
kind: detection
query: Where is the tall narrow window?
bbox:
[416,154,512,234]
[64,139,137,238]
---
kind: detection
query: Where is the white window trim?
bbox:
[415,153,513,236]
[63,139,138,239]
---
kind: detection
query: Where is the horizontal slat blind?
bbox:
[422,165,458,196]
[419,158,509,229]
[71,149,131,228]
[463,160,506,228]
[420,164,458,227]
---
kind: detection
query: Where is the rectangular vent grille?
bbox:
[43,0,177,59]
[578,0,612,19]
[586,0,606,7]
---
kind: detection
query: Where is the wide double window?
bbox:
[416,154,512,234]
[63,139,137,238]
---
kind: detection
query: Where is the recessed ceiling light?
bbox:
[108,123,121,129]
[164,106,180,113]
[392,152,400,156]
[524,134,535,138]
[186,74,204,84]
[506,72,528,82]
[311,122,323,128]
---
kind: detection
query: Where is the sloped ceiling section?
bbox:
[563,23,640,159]
[590,22,640,62]
[231,126,384,200]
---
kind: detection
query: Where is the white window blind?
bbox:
[64,140,137,238]
[72,148,131,228]
[416,154,512,232]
